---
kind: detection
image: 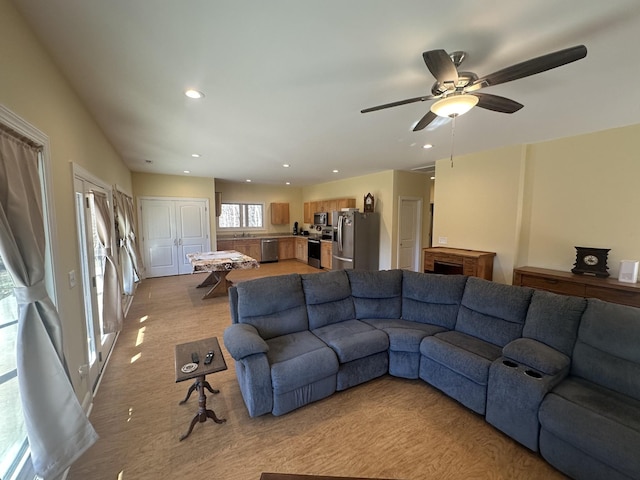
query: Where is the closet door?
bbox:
[140,198,210,278]
[176,200,210,274]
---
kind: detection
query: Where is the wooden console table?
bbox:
[423,247,496,280]
[513,266,640,308]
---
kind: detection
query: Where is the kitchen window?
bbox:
[218,202,264,230]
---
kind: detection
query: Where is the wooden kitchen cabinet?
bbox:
[304,198,356,224]
[422,247,495,280]
[216,239,234,251]
[216,238,261,260]
[278,237,295,260]
[270,202,290,225]
[295,237,308,263]
[321,241,332,269]
[303,202,312,224]
[513,266,640,308]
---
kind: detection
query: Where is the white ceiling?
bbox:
[12,0,640,185]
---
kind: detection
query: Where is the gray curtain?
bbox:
[92,190,124,333]
[114,189,143,295]
[0,128,98,478]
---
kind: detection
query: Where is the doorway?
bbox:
[139,197,211,278]
[397,197,423,271]
[73,173,117,390]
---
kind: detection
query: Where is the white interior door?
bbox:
[176,200,210,274]
[140,197,210,278]
[141,199,179,277]
[398,197,423,271]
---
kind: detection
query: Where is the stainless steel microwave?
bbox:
[313,212,328,226]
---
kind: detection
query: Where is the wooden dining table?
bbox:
[186,250,259,299]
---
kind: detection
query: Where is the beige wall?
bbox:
[433,145,525,284]
[519,124,640,275]
[0,0,132,401]
[433,123,640,283]
[214,180,304,238]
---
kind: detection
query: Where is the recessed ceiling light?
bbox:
[185,89,204,99]
[191,153,201,158]
[332,169,339,173]
[423,144,433,149]
[282,164,290,168]
[430,176,436,180]
[184,170,190,174]
[285,182,291,185]
[246,179,252,183]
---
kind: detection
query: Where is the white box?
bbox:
[618,260,639,283]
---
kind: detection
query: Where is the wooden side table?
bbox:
[175,337,227,441]
[422,247,496,280]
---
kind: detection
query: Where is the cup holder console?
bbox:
[524,369,543,379]
[500,359,543,380]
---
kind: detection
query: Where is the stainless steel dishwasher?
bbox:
[260,238,279,263]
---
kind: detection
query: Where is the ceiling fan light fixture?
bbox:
[430,94,478,118]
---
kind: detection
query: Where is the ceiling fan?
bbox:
[361,45,587,131]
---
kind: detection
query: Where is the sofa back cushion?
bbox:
[522,289,586,356]
[236,273,308,340]
[302,270,355,329]
[456,277,533,347]
[347,269,403,319]
[401,271,467,329]
[572,299,640,400]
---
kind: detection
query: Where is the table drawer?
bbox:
[520,275,585,296]
[585,285,640,308]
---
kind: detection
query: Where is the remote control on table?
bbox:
[191,352,199,364]
[204,350,214,365]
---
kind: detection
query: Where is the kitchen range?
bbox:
[307,225,333,268]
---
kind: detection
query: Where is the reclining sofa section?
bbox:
[223,269,640,480]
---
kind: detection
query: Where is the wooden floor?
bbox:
[68,260,566,480]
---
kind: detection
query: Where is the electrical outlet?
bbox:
[68,270,76,288]
[438,236,448,245]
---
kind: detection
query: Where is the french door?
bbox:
[74,175,117,390]
[140,197,210,278]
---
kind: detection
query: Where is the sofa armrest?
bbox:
[503,338,570,376]
[223,323,269,361]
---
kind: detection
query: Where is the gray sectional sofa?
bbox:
[223,269,640,480]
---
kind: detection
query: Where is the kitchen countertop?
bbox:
[217,234,332,243]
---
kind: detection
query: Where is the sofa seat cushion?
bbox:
[313,319,389,364]
[420,331,502,385]
[362,318,446,352]
[539,377,640,477]
[266,331,339,393]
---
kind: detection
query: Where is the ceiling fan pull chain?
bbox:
[450,115,456,168]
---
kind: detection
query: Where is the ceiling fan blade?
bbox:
[423,49,459,85]
[361,95,435,113]
[474,93,523,113]
[468,45,587,91]
[412,111,438,131]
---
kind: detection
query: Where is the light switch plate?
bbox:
[438,236,448,245]
[68,270,76,288]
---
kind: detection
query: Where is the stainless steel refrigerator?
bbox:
[332,210,379,271]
